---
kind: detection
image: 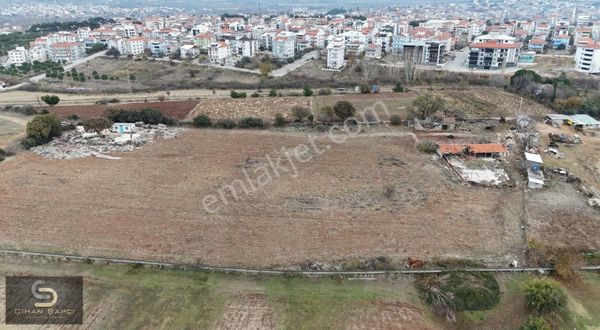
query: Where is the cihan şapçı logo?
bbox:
[5,276,83,324]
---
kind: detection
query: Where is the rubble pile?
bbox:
[32,124,185,160]
[548,132,581,145]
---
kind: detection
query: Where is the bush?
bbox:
[238,117,265,128]
[193,114,212,128]
[274,113,286,127]
[268,89,278,97]
[317,88,332,95]
[390,114,402,125]
[40,94,60,106]
[292,106,311,122]
[320,105,335,123]
[359,84,371,94]
[333,101,356,120]
[216,118,236,129]
[40,109,49,114]
[103,108,175,125]
[393,81,405,92]
[101,74,108,80]
[416,140,437,153]
[303,85,313,97]
[523,278,567,314]
[520,316,551,330]
[83,117,111,133]
[21,137,38,149]
[230,90,247,98]
[25,114,61,145]
[251,92,260,97]
[418,272,500,312]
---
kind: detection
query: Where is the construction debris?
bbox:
[32,124,185,160]
[548,133,581,145]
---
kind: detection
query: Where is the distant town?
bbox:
[2,1,600,84]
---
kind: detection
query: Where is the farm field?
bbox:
[0,128,524,268]
[0,114,28,149]
[0,257,599,329]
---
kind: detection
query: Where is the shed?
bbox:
[112,123,137,134]
[524,152,543,171]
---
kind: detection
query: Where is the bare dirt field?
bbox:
[45,100,199,120]
[0,114,28,149]
[185,97,312,121]
[0,129,523,268]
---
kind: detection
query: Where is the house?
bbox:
[544,114,600,129]
[525,152,544,189]
[7,47,29,66]
[180,44,199,59]
[364,43,382,59]
[112,123,137,134]
[528,39,546,53]
[437,143,507,158]
[208,41,231,65]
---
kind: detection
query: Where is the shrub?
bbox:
[418,272,500,312]
[317,88,332,95]
[292,105,311,122]
[193,114,212,128]
[359,84,370,94]
[103,108,175,125]
[274,113,286,127]
[101,74,108,80]
[416,140,437,153]
[523,278,567,314]
[216,118,236,129]
[83,117,111,133]
[320,105,335,123]
[303,85,314,97]
[251,92,260,97]
[390,114,402,125]
[520,316,551,330]
[238,117,265,128]
[40,94,60,106]
[40,109,49,114]
[333,101,356,120]
[393,81,405,92]
[25,114,61,145]
[230,91,247,98]
[268,89,278,97]
[21,137,38,149]
[129,74,136,81]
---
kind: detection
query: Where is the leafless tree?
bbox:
[361,59,379,81]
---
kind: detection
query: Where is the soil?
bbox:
[0,129,523,268]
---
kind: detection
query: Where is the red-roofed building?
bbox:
[438,144,507,158]
[468,41,521,70]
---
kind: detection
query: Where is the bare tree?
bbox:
[361,59,379,82]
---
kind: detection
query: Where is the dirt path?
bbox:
[0,114,29,126]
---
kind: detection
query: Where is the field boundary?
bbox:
[1,249,599,276]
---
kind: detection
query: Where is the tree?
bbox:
[170,49,181,60]
[523,278,567,314]
[291,105,311,122]
[259,62,273,76]
[303,85,313,97]
[193,114,212,127]
[409,94,445,120]
[268,89,277,97]
[106,47,121,58]
[333,101,356,120]
[320,105,335,123]
[40,95,60,106]
[25,114,61,145]
[393,81,405,92]
[83,117,111,133]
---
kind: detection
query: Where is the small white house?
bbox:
[525,152,544,189]
[112,123,137,134]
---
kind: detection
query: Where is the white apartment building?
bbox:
[48,42,85,62]
[575,42,600,74]
[208,41,231,65]
[127,37,147,55]
[180,44,199,58]
[77,27,91,40]
[468,41,520,70]
[326,36,345,70]
[272,34,295,59]
[238,37,258,57]
[7,47,29,66]
[29,45,47,62]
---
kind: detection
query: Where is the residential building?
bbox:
[575,42,600,73]
[29,45,47,62]
[180,44,199,58]
[238,37,258,57]
[47,42,85,62]
[364,43,382,59]
[7,47,29,66]
[272,34,295,59]
[528,39,546,53]
[326,36,345,70]
[468,41,520,70]
[208,41,230,65]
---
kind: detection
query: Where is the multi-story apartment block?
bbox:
[48,42,85,62]
[29,45,48,62]
[575,42,600,74]
[208,41,231,65]
[272,34,295,59]
[7,47,29,66]
[468,41,520,70]
[326,36,345,70]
